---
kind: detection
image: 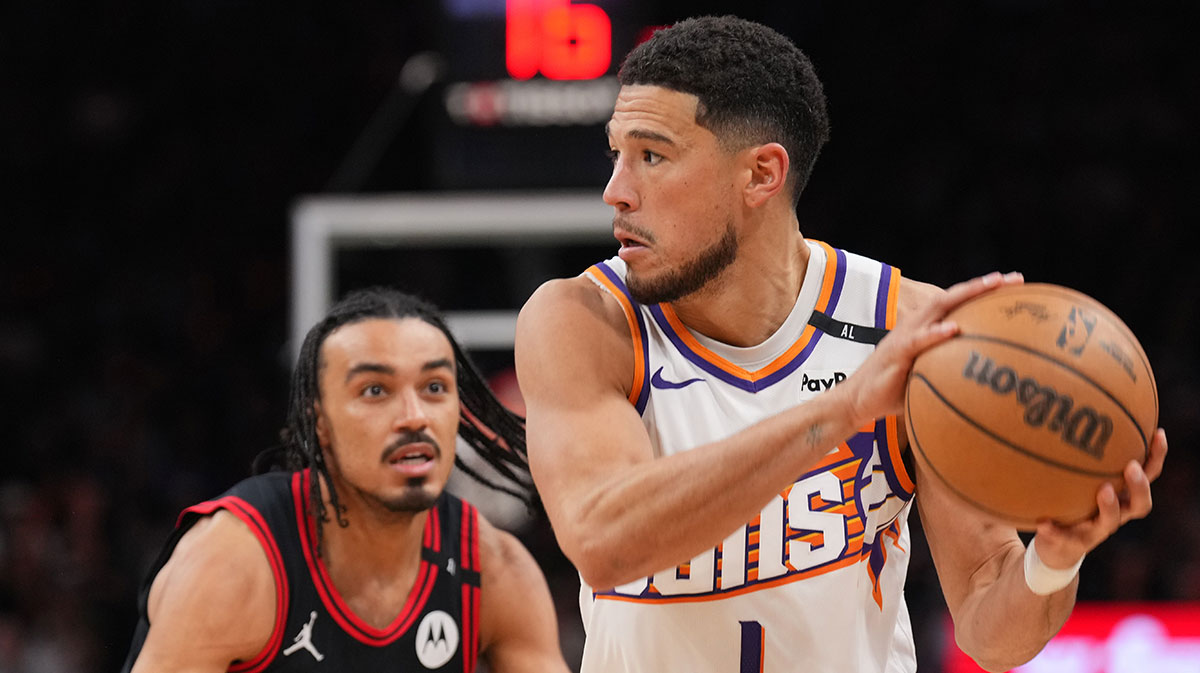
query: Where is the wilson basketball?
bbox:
[905,283,1157,530]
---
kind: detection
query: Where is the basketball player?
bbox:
[514,16,1168,673]
[122,288,569,672]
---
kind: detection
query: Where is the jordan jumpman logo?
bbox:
[283,611,325,662]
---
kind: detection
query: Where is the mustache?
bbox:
[613,215,656,244]
[380,430,441,462]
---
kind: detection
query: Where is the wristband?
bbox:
[1023,536,1084,596]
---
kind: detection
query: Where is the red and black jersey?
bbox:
[121,469,483,672]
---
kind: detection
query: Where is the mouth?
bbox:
[614,228,649,249]
[615,229,652,264]
[383,443,438,477]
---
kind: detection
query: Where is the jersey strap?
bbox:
[585,261,651,413]
[177,496,289,672]
[806,311,888,345]
[459,500,481,673]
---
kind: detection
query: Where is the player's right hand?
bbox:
[838,271,1024,425]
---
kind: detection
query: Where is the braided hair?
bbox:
[255,287,531,548]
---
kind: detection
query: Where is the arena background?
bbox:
[3,0,1198,670]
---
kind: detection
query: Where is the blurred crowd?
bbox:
[2,1,1196,671]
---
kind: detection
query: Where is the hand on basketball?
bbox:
[843,271,1024,424]
[1033,428,1168,569]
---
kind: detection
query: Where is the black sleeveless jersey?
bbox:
[121,469,482,672]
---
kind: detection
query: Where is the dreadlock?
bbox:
[254,287,531,552]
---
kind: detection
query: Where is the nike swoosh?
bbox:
[650,366,705,390]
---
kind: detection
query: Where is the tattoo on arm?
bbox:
[806,424,823,451]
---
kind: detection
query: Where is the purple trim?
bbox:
[593,262,651,414]
[875,264,894,329]
[828,247,848,314]
[845,432,876,527]
[648,304,758,392]
[875,418,914,500]
[867,533,887,587]
[753,336,823,389]
[646,247,849,393]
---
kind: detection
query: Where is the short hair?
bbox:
[256,287,531,549]
[618,15,830,204]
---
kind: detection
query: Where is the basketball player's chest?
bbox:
[268,580,469,671]
[642,336,873,455]
[325,561,422,630]
[266,518,476,673]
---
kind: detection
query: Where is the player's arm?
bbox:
[514,272,1013,590]
[130,510,277,673]
[477,516,570,673]
[908,282,1169,672]
[515,275,860,590]
[916,441,1165,672]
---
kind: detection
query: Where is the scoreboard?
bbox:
[429,0,656,189]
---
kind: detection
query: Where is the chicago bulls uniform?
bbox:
[122,469,482,672]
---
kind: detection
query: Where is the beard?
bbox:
[359,481,440,513]
[625,219,739,305]
[327,431,446,515]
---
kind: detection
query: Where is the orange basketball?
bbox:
[905,283,1157,530]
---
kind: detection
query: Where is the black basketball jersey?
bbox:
[121,469,482,672]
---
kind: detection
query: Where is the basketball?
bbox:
[905,283,1158,530]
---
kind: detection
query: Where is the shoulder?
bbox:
[226,469,295,503]
[472,513,567,672]
[476,514,542,586]
[515,273,635,395]
[518,273,628,336]
[475,514,553,613]
[137,509,278,669]
[150,509,278,628]
[474,514,559,648]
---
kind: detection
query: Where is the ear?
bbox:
[743,142,790,209]
[314,402,330,449]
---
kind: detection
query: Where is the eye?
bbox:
[643,150,662,165]
[605,148,619,163]
[361,383,386,398]
[426,380,450,395]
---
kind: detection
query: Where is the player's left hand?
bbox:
[1032,427,1167,569]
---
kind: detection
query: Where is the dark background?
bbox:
[2,0,1197,671]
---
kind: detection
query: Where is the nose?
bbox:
[391,389,431,432]
[602,158,638,212]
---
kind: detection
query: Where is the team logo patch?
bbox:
[283,611,324,662]
[415,610,459,669]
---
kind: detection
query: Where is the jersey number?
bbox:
[739,621,763,673]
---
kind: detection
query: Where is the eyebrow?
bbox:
[605,122,676,147]
[343,358,453,383]
[345,362,393,383]
[423,358,454,373]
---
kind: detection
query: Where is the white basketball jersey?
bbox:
[579,240,917,673]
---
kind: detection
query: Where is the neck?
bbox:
[670,224,809,347]
[317,477,428,586]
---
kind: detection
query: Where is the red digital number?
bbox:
[506,0,611,80]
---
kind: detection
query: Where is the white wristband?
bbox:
[1023,537,1084,596]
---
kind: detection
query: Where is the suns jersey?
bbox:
[121,469,482,673]
[579,240,917,673]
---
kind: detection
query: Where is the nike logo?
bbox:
[650,367,705,390]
